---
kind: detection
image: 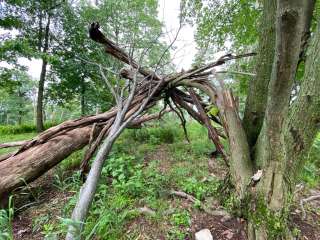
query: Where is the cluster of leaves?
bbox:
[127,122,183,145]
[0,69,36,125]
[182,0,260,63]
[0,0,171,124]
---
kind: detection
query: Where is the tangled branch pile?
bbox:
[0,24,254,208]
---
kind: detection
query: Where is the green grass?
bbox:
[2,120,319,239]
[31,121,221,239]
[0,132,37,155]
[299,133,320,187]
[0,122,58,135]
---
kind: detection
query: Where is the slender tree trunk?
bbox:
[18,89,23,125]
[80,76,86,116]
[36,14,50,132]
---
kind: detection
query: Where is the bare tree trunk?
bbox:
[80,76,86,116]
[36,14,50,132]
[18,89,23,125]
[65,124,119,239]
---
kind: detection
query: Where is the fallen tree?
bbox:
[1,1,320,239]
[0,24,246,197]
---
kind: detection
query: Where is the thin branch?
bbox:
[0,141,27,149]
[300,194,320,220]
[216,70,256,77]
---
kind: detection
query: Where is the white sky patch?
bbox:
[158,0,197,70]
[0,58,42,80]
[18,58,43,79]
[0,27,42,80]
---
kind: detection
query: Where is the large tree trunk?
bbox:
[36,14,50,132]
[0,127,91,197]
[242,0,276,147]
[241,1,317,239]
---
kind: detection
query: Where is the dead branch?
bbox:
[170,190,198,203]
[300,194,320,219]
[0,141,28,149]
[0,22,255,202]
[189,89,229,166]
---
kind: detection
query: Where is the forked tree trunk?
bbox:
[238,1,319,239]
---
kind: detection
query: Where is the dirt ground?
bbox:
[10,146,320,240]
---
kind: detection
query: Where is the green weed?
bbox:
[0,196,14,240]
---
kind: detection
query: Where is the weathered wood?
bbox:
[0,126,91,196]
[189,89,229,166]
[0,141,27,149]
[0,24,254,199]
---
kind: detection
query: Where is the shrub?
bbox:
[126,123,181,145]
[0,122,58,135]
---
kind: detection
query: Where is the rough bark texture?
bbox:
[284,20,320,187]
[255,0,305,210]
[222,91,252,198]
[247,1,314,239]
[0,126,91,196]
[243,0,277,147]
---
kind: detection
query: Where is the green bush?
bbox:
[127,123,182,145]
[0,122,58,135]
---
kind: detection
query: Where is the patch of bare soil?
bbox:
[191,211,246,240]
[143,144,173,173]
[126,216,170,240]
[10,145,320,240]
[11,169,74,240]
[291,187,320,240]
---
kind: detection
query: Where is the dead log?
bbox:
[0,127,91,196]
[0,23,254,198]
[0,141,27,149]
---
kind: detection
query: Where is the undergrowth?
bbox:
[0,120,319,239]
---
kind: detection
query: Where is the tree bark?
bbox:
[18,89,23,125]
[246,1,312,239]
[243,0,277,147]
[284,18,320,187]
[222,91,252,199]
[0,126,91,197]
[36,14,50,132]
[255,0,305,207]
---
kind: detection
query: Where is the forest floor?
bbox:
[1,122,320,240]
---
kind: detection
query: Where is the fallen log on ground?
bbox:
[0,111,168,196]
[0,22,254,200]
[0,126,91,196]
